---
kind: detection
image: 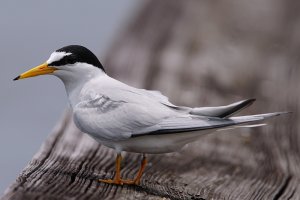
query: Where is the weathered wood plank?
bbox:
[3,0,300,199]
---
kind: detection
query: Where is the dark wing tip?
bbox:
[240,98,256,108]
[246,98,256,103]
[218,98,256,118]
[13,76,20,81]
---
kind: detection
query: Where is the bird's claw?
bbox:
[99,178,138,185]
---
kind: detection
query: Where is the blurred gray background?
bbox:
[1,0,300,199]
[0,0,140,193]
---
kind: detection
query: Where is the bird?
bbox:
[14,45,288,185]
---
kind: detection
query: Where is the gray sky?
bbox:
[0,0,139,193]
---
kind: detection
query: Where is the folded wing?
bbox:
[75,83,288,140]
[132,112,289,137]
[190,99,256,118]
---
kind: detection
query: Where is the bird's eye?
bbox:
[63,56,76,65]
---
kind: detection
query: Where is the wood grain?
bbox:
[3,0,300,199]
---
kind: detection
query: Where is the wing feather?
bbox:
[132,112,289,137]
[132,116,236,136]
[73,91,173,141]
[73,78,286,142]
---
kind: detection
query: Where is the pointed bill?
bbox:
[14,62,57,81]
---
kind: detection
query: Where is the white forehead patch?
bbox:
[47,51,72,64]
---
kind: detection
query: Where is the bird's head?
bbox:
[14,45,105,82]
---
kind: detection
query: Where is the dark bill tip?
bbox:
[13,75,20,81]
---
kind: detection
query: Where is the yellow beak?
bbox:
[13,62,57,81]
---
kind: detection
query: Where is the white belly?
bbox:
[98,129,216,154]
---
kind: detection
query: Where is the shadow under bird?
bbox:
[14,45,288,185]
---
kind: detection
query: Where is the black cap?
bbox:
[49,45,105,72]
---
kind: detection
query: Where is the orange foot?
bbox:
[99,178,137,185]
[99,153,147,185]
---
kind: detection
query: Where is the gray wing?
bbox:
[74,79,288,141]
[73,94,235,140]
[132,112,289,137]
[132,116,236,137]
[139,89,258,118]
[190,99,256,118]
[73,91,174,141]
[73,91,245,140]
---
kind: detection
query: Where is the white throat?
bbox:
[53,62,106,107]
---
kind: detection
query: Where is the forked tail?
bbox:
[217,112,291,131]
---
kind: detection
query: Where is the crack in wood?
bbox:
[287,188,296,200]
[273,175,292,200]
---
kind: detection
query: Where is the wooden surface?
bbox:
[3,1,300,199]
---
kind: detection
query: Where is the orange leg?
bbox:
[133,154,147,185]
[99,153,147,185]
[99,153,123,184]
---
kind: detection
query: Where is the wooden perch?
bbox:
[3,1,300,199]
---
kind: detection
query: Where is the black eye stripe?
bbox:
[49,55,76,66]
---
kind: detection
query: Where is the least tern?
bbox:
[14,45,288,185]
